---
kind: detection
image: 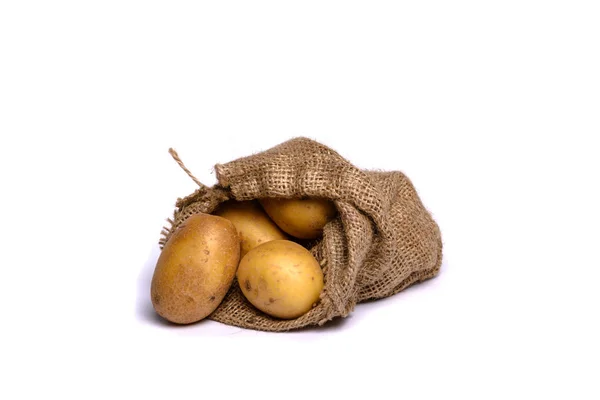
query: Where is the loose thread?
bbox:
[168,148,205,188]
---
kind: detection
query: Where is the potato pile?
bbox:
[151,198,336,324]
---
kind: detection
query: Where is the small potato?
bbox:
[213,200,288,257]
[237,240,324,319]
[259,197,337,239]
[151,213,240,324]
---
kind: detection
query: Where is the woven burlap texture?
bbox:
[160,137,443,331]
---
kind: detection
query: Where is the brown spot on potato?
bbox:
[312,276,315,281]
[209,295,216,302]
[258,278,268,291]
[204,250,210,255]
[245,279,252,291]
[268,297,276,304]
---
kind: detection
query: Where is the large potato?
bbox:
[259,197,337,239]
[237,240,324,319]
[213,200,288,257]
[151,213,240,324]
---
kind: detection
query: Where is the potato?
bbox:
[259,197,337,239]
[151,213,240,324]
[213,200,288,257]
[237,240,324,319]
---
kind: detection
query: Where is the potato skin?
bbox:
[151,213,240,324]
[237,240,324,319]
[259,198,337,239]
[213,200,288,257]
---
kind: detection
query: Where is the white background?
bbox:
[1,1,598,399]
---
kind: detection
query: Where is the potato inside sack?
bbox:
[259,197,337,239]
[213,200,288,257]
[236,240,324,319]
[151,213,241,324]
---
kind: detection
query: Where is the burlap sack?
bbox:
[159,137,443,331]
